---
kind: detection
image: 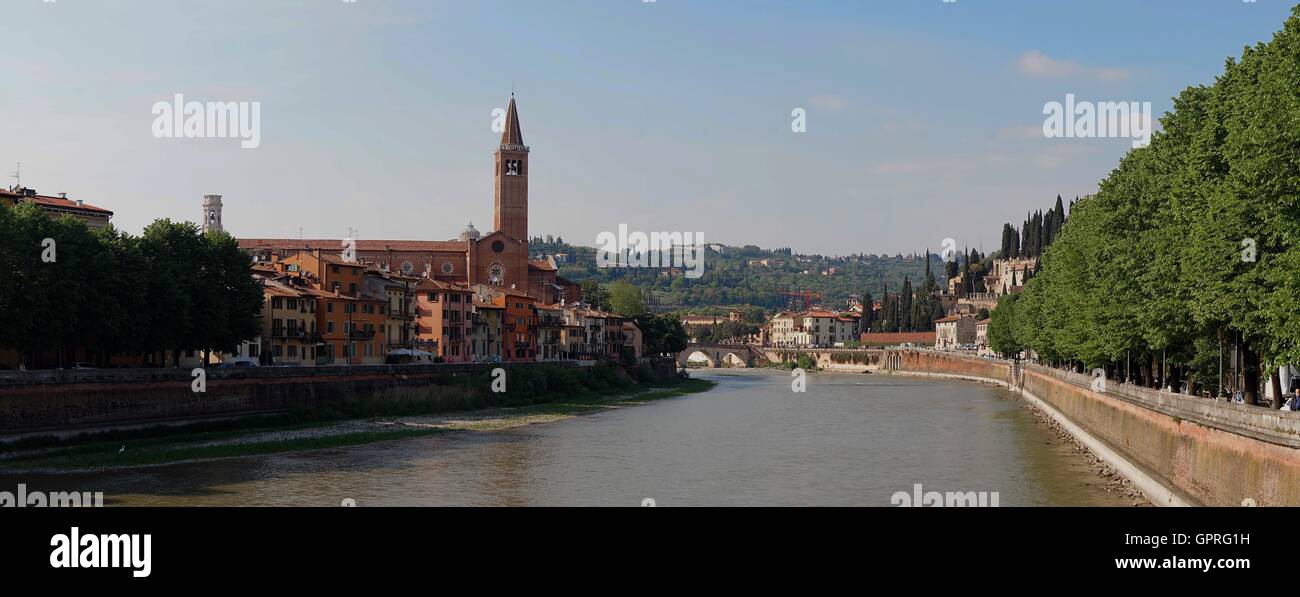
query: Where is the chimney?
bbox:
[58,192,66,199]
[76,199,84,207]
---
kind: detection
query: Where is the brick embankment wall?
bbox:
[1022,369,1300,506]
[892,350,1300,506]
[896,351,1011,384]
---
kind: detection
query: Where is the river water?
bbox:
[4,370,1135,506]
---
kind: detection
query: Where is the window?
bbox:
[327,303,334,313]
[450,294,461,303]
[505,159,520,176]
[327,321,335,333]
[428,293,440,302]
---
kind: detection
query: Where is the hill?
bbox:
[529,236,943,311]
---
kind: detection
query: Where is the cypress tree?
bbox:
[900,277,913,331]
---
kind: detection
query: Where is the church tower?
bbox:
[202,194,223,233]
[493,95,529,241]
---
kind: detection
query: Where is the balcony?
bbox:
[349,329,376,340]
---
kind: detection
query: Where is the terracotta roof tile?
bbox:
[239,238,467,252]
[2,189,113,215]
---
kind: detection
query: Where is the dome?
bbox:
[459,222,481,242]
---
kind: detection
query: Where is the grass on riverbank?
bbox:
[2,429,448,471]
[0,376,715,472]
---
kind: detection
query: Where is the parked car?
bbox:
[212,360,258,368]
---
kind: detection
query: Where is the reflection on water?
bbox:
[0,370,1132,506]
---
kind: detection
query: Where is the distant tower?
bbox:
[202,194,223,233]
[493,95,529,241]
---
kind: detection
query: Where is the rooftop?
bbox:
[1,188,114,216]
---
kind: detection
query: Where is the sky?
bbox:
[1,0,1296,256]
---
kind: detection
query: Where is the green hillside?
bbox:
[529,236,944,311]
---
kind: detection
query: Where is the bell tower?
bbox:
[202,194,223,233]
[493,95,529,241]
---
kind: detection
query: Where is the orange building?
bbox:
[414,279,473,362]
[272,251,386,364]
[503,291,537,362]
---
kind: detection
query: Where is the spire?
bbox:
[500,95,524,147]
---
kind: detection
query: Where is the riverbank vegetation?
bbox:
[0,368,715,471]
[763,353,819,371]
[988,7,1300,405]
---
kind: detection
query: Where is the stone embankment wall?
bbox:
[887,349,1300,506]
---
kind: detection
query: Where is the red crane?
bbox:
[781,290,823,311]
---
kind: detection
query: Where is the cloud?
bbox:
[808,94,848,111]
[1016,50,1133,82]
[996,124,1046,141]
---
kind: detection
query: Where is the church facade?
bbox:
[237,96,579,305]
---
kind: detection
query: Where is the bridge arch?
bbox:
[676,345,758,369]
[681,349,717,368]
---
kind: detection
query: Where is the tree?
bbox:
[606,280,647,316]
[580,280,609,311]
[987,293,1024,357]
[995,6,1300,398]
[0,205,264,368]
[635,313,688,356]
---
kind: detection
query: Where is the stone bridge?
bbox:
[676,345,768,368]
[677,345,889,370]
[760,348,887,371]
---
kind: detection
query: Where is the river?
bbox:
[2,369,1137,506]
